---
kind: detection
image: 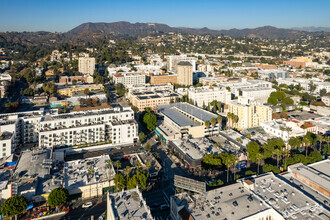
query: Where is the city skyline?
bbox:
[0,0,330,32]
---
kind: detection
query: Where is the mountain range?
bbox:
[67,21,330,39]
[0,22,329,47]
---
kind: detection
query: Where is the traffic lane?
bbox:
[60,200,106,220]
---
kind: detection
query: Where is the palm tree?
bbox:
[227,112,232,128]
[87,166,95,178]
[217,115,222,132]
[274,148,282,168]
[303,135,311,158]
[123,166,131,184]
[115,160,121,173]
[233,157,239,182]
[221,153,236,184]
[217,102,222,113]
[106,159,113,169]
[256,153,263,175]
[282,149,290,170]
[205,120,210,135]
[210,117,216,136]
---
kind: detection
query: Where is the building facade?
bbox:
[113,73,146,88]
[187,86,231,107]
[176,61,193,86]
[78,57,95,76]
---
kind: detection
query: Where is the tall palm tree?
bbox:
[115,160,121,173]
[282,149,290,171]
[217,115,222,132]
[233,156,239,182]
[274,148,282,168]
[303,135,311,158]
[123,166,131,184]
[210,117,216,136]
[256,153,264,175]
[221,153,236,184]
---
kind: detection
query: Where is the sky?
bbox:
[0,0,329,32]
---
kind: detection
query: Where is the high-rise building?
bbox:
[78,56,95,76]
[176,61,193,86]
[167,55,196,72]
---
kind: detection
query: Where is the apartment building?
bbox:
[129,90,180,111]
[167,55,196,72]
[227,97,272,130]
[218,78,272,96]
[240,87,276,104]
[59,75,94,84]
[258,69,290,81]
[149,74,177,85]
[57,84,104,97]
[128,83,173,95]
[39,107,137,148]
[177,61,193,86]
[187,86,231,107]
[78,56,95,76]
[113,73,146,88]
[0,107,138,151]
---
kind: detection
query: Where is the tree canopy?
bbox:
[1,195,27,217]
[48,187,69,207]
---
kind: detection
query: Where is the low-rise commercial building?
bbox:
[129,90,179,112]
[218,78,272,96]
[64,155,115,199]
[187,86,231,107]
[57,84,104,97]
[107,188,153,220]
[156,103,220,142]
[59,75,94,84]
[149,74,177,85]
[240,87,276,104]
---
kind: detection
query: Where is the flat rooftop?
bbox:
[158,103,217,127]
[14,149,51,179]
[252,173,329,219]
[108,189,153,220]
[64,155,115,190]
[173,182,270,220]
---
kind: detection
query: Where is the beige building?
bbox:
[129,90,180,111]
[57,84,104,97]
[176,61,193,86]
[227,97,272,130]
[78,56,95,76]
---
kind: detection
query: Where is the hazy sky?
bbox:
[1,0,329,32]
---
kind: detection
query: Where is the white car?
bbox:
[82,202,93,208]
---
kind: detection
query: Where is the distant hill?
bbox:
[292,26,330,32]
[0,22,329,47]
[66,22,330,39]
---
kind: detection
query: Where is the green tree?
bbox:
[123,166,132,184]
[115,160,121,173]
[48,187,69,207]
[1,195,28,218]
[320,88,327,96]
[203,154,222,166]
[127,175,138,189]
[84,88,91,96]
[139,132,146,143]
[246,141,261,163]
[114,173,126,191]
[219,153,236,183]
[143,109,157,131]
[263,164,281,174]
[145,142,151,152]
[204,120,210,129]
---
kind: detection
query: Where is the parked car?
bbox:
[82,202,93,208]
[106,148,112,152]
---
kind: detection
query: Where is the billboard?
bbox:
[174,175,206,194]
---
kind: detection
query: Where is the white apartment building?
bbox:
[39,107,138,148]
[167,55,197,72]
[240,87,276,104]
[261,119,306,142]
[0,107,138,151]
[113,73,146,88]
[258,69,290,81]
[78,56,95,76]
[218,78,272,96]
[187,86,231,107]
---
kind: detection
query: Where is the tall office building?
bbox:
[78,56,95,76]
[177,61,193,86]
[167,55,197,72]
